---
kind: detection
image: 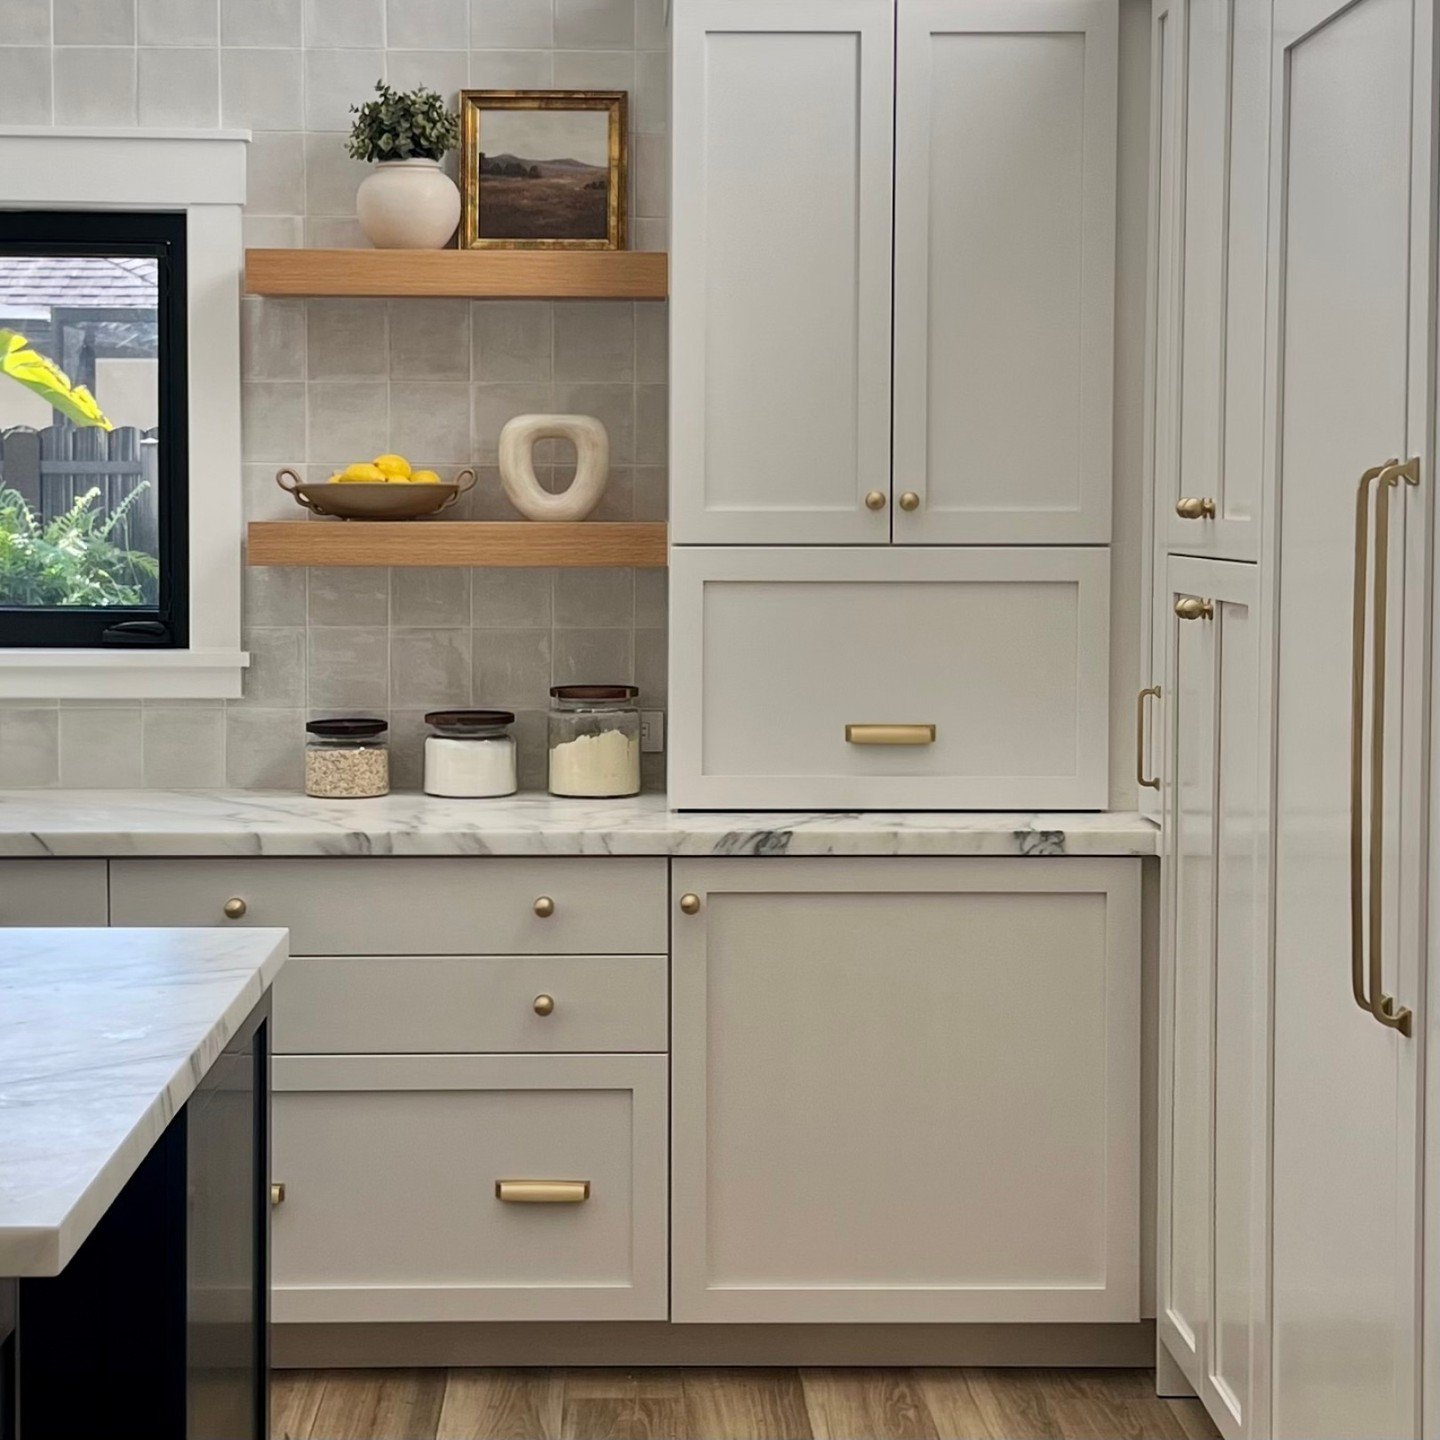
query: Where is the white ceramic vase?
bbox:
[355,159,460,249]
[498,414,610,521]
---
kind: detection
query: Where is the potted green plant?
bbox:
[348,81,462,249]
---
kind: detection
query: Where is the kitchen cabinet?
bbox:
[669,0,895,544]
[1153,0,1271,563]
[670,858,1140,1323]
[0,859,107,926]
[669,546,1111,810]
[1156,557,1265,1440]
[1264,0,1430,1434]
[670,0,1116,545]
[892,0,1117,543]
[271,1053,668,1324]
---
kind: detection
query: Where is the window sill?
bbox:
[0,649,249,700]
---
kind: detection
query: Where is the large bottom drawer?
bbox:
[272,1053,667,1323]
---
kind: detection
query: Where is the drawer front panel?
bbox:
[271,1054,668,1323]
[273,954,668,1055]
[109,857,667,955]
[670,547,1110,808]
[0,860,108,926]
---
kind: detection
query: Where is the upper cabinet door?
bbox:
[1163,0,1272,562]
[670,0,895,544]
[893,0,1118,544]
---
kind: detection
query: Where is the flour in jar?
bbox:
[548,728,640,797]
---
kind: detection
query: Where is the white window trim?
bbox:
[0,128,251,699]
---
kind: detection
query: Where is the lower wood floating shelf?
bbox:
[246,521,668,568]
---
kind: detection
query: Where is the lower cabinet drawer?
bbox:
[272,954,668,1054]
[0,860,108,926]
[669,546,1111,809]
[271,1053,668,1323]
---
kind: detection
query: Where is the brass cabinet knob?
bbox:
[864,490,887,511]
[223,897,247,920]
[679,893,702,915]
[533,896,555,918]
[1175,496,1217,520]
[533,994,555,1016]
[898,491,921,512]
[271,1182,285,1207]
[1174,596,1214,621]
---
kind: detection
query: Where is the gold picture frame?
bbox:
[459,90,628,250]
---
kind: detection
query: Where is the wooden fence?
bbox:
[0,424,159,555]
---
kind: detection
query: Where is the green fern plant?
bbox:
[0,485,160,608]
[347,81,459,162]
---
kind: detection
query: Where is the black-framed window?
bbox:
[0,211,188,649]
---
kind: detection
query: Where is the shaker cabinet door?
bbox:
[670,858,1141,1324]
[892,0,1117,543]
[670,0,894,543]
[1161,0,1272,562]
[1158,556,1265,1440]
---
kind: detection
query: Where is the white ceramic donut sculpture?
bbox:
[497,413,610,522]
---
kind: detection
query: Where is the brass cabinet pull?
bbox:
[533,896,555,918]
[1175,496,1217,520]
[898,491,921,512]
[223,897,247,920]
[495,1179,590,1204]
[271,1182,285,1207]
[1174,596,1213,621]
[864,490,887,511]
[1136,686,1161,791]
[845,723,937,746]
[679,892,702,915]
[532,993,555,1016]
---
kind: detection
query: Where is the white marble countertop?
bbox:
[0,927,287,1277]
[0,790,1157,858]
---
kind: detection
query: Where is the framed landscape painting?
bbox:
[459,90,628,250]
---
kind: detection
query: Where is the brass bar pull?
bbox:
[1350,463,1389,1016]
[1136,686,1160,790]
[1366,458,1419,1036]
[271,1182,286,1207]
[845,724,937,746]
[495,1179,590,1204]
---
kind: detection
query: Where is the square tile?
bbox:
[242,297,307,382]
[467,48,552,87]
[138,0,219,45]
[551,627,633,686]
[635,0,666,49]
[634,566,667,627]
[244,565,308,626]
[384,46,466,97]
[235,627,307,708]
[390,628,472,708]
[308,381,391,461]
[635,383,667,464]
[472,302,551,383]
[245,131,306,215]
[0,49,54,125]
[304,47,384,132]
[553,301,634,382]
[555,0,632,49]
[54,0,134,45]
[223,47,304,130]
[241,382,306,464]
[471,567,552,628]
[632,464,667,520]
[387,0,467,48]
[58,708,144,788]
[472,382,555,461]
[303,133,372,217]
[470,0,551,48]
[554,567,634,628]
[552,48,633,92]
[225,709,305,790]
[7,0,52,46]
[0,710,59,788]
[551,382,634,464]
[307,298,389,378]
[223,0,301,46]
[391,567,470,627]
[307,567,390,626]
[634,132,669,217]
[388,381,473,464]
[389,299,471,379]
[634,626,666,705]
[308,627,390,709]
[634,48,667,134]
[137,46,219,127]
[304,0,383,46]
[53,47,137,125]
[472,627,552,710]
[635,302,667,382]
[142,709,226,788]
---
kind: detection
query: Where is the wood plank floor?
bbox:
[273,1367,1221,1440]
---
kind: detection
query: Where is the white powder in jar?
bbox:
[548,729,640,797]
[424,735,517,798]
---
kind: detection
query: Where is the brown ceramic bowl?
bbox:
[275,468,476,520]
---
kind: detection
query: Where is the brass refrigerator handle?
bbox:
[1367,459,1419,1036]
[1136,686,1161,790]
[1350,462,1391,1017]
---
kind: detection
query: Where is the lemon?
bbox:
[338,462,386,483]
[372,453,412,480]
[410,469,441,485]
[326,471,343,484]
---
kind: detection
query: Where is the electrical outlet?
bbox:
[640,710,665,753]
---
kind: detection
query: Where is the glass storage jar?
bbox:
[423,710,517,798]
[304,718,390,798]
[547,685,641,798]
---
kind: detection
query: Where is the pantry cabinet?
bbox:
[670,0,1117,545]
[892,0,1117,543]
[1156,557,1266,1440]
[669,858,1140,1323]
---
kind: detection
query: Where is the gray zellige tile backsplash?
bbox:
[2,0,669,790]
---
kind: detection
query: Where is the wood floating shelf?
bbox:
[246,521,668,569]
[244,248,668,300]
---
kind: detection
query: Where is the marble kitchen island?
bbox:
[0,927,287,1439]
